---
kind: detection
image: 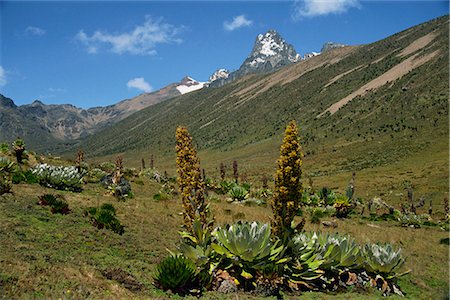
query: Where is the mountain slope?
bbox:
[0,76,205,148]
[0,95,60,152]
[79,15,448,168]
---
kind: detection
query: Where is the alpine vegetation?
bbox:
[32,163,84,192]
[271,120,304,239]
[175,126,213,233]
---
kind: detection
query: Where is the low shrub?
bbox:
[11,170,38,184]
[99,162,115,173]
[228,185,249,202]
[0,157,14,195]
[85,168,108,183]
[84,203,125,235]
[140,168,167,183]
[37,193,70,214]
[334,195,354,218]
[0,143,9,154]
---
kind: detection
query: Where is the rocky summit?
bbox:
[210,30,301,87]
[321,42,346,53]
[240,30,301,74]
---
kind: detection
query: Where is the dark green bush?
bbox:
[37,194,70,214]
[12,170,38,184]
[84,203,125,235]
[153,255,198,295]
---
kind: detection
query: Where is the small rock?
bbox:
[217,280,237,294]
[322,220,338,228]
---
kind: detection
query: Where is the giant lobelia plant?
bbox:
[175,126,213,234]
[271,120,304,240]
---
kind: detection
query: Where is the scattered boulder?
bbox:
[322,220,338,228]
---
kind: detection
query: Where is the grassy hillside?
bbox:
[1,167,448,299]
[79,15,448,155]
[77,16,448,207]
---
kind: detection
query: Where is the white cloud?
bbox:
[48,87,67,93]
[127,77,153,93]
[0,66,6,87]
[292,0,360,20]
[224,15,253,31]
[75,16,182,56]
[25,26,46,36]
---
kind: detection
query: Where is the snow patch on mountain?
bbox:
[209,69,230,83]
[176,76,206,94]
[304,52,321,59]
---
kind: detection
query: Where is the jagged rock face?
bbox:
[321,42,346,53]
[0,94,17,109]
[210,30,300,87]
[240,30,301,74]
[209,69,230,83]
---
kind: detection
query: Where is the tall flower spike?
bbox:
[175,126,212,233]
[271,120,303,239]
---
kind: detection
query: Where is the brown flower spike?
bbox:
[271,120,303,238]
[175,126,212,233]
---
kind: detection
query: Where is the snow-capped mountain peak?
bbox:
[176,76,206,95]
[242,29,301,72]
[257,30,285,57]
[209,69,230,83]
[208,29,303,88]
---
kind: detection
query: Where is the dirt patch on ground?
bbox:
[398,32,437,57]
[102,268,144,292]
[323,65,364,88]
[318,49,440,117]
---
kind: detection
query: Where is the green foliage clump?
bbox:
[153,255,198,295]
[99,162,115,173]
[309,207,326,224]
[363,243,408,279]
[0,157,15,195]
[84,203,124,235]
[218,180,235,194]
[212,221,284,287]
[317,187,337,206]
[334,195,354,218]
[11,138,28,164]
[271,120,304,239]
[0,143,9,155]
[213,221,283,263]
[399,213,422,228]
[11,170,38,184]
[175,126,212,234]
[37,193,70,214]
[32,164,84,192]
[153,192,170,201]
[85,168,108,183]
[228,184,249,201]
[140,168,167,183]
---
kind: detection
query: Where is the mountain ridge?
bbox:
[76,15,448,173]
[0,76,206,147]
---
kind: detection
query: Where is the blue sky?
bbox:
[0,0,448,108]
